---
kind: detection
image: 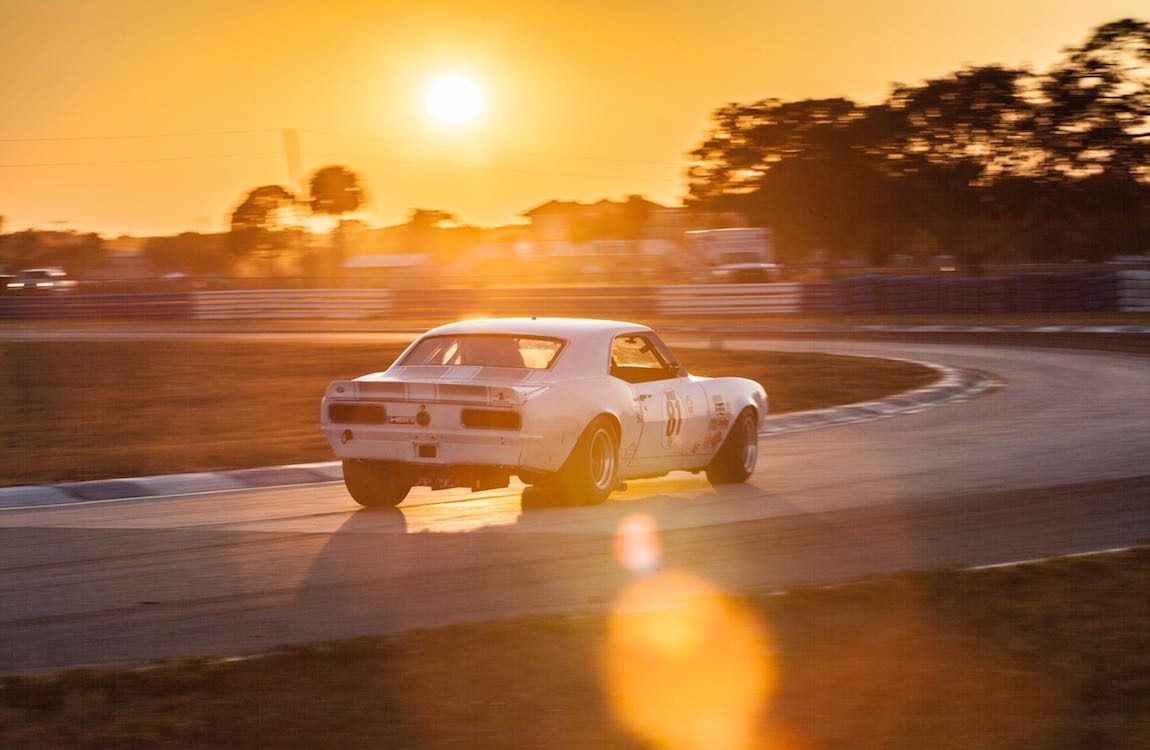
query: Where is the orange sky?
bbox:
[0,0,1145,237]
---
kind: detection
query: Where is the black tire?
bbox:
[342,460,411,508]
[706,408,758,485]
[555,417,619,506]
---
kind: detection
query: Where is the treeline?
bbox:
[686,18,1149,269]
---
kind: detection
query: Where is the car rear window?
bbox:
[400,335,565,369]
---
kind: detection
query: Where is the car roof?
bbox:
[421,317,651,339]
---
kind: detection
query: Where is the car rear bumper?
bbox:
[323,424,542,468]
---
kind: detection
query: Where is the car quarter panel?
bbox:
[696,376,769,444]
[516,376,640,473]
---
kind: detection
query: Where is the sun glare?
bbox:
[425,75,484,125]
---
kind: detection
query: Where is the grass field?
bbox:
[0,340,936,487]
[2,547,1146,749]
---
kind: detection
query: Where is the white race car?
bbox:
[321,318,767,507]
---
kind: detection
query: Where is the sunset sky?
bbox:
[1,0,1145,237]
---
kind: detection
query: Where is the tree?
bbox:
[306,166,366,280]
[62,233,106,278]
[144,232,230,276]
[687,97,869,207]
[684,19,1149,268]
[687,97,899,263]
[1039,18,1149,181]
[403,209,478,261]
[408,208,457,232]
[0,230,43,272]
[308,165,365,217]
[227,185,297,274]
[882,66,1041,182]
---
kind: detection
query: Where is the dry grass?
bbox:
[0,341,935,486]
[2,548,1146,749]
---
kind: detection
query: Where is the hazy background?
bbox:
[1,0,1145,235]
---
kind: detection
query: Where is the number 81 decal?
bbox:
[663,389,684,446]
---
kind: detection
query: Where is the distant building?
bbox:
[340,253,432,286]
[498,197,753,283]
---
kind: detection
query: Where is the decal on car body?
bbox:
[663,389,684,448]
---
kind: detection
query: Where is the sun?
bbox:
[425,75,484,125]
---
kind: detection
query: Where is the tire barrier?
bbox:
[1119,271,1150,313]
[813,273,1133,315]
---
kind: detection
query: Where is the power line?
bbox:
[0,127,686,182]
[300,128,683,168]
[307,150,681,184]
[0,151,282,168]
[0,127,685,170]
[0,129,279,143]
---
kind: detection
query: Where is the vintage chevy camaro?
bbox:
[321,318,767,507]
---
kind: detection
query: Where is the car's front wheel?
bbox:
[706,408,758,485]
[342,460,411,507]
[555,417,619,506]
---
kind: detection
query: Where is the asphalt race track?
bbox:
[2,337,1148,673]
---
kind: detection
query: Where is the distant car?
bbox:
[711,261,781,283]
[321,318,768,507]
[6,268,77,293]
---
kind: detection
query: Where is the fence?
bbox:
[2,272,1148,320]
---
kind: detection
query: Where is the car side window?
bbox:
[645,333,684,376]
[609,334,678,384]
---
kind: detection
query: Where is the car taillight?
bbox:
[461,409,522,430]
[329,403,386,424]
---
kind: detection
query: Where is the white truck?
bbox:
[684,227,778,283]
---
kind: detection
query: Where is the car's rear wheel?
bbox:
[342,460,411,507]
[706,408,758,485]
[556,417,619,506]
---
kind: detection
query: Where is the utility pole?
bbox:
[282,128,309,283]
[282,128,303,196]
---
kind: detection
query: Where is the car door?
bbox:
[609,333,707,473]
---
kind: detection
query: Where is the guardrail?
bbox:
[2,273,1147,320]
[657,283,803,315]
[0,292,193,319]
[388,286,657,321]
[189,289,393,319]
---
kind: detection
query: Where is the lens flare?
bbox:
[602,569,776,750]
[614,512,662,576]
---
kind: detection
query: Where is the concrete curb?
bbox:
[760,360,999,435]
[0,462,344,510]
[0,362,998,510]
